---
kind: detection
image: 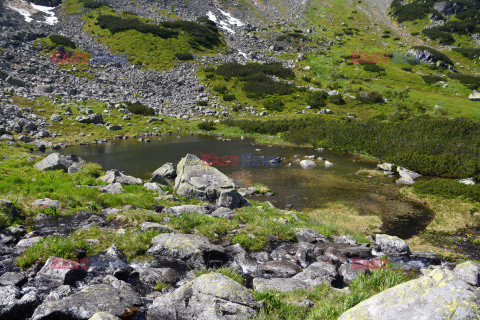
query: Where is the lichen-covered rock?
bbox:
[147,233,227,269]
[337,268,480,320]
[454,261,480,287]
[174,154,249,209]
[31,284,141,320]
[148,273,261,320]
[89,313,121,320]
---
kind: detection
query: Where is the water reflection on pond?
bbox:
[60,135,434,238]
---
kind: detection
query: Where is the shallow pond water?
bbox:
[59,135,434,238]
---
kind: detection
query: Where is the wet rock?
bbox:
[375,234,410,257]
[260,261,302,278]
[99,169,142,185]
[253,277,309,292]
[338,268,480,320]
[35,257,87,286]
[147,233,227,269]
[148,273,261,320]
[0,285,38,320]
[31,284,141,320]
[174,154,249,209]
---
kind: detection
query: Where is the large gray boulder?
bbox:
[148,273,261,320]
[76,113,104,124]
[34,153,83,172]
[174,154,248,209]
[396,167,421,185]
[337,267,480,320]
[35,257,87,286]
[99,169,142,185]
[147,233,227,269]
[31,284,141,320]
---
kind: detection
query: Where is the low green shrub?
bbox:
[307,91,328,109]
[452,48,480,60]
[263,98,285,112]
[49,35,77,49]
[448,73,480,90]
[413,179,480,202]
[222,94,236,102]
[197,121,216,131]
[124,102,155,115]
[363,64,385,73]
[421,74,444,84]
[175,52,194,61]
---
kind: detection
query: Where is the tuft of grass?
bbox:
[155,280,169,291]
[167,213,238,240]
[16,228,162,268]
[195,267,244,285]
[254,268,415,320]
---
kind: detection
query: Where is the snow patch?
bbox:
[31,3,58,25]
[207,9,244,34]
[7,3,32,22]
[7,0,58,25]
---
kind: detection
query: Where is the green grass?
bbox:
[254,268,415,320]
[16,227,162,268]
[195,267,244,284]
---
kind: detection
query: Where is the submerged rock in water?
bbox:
[174,154,249,209]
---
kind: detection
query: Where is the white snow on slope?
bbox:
[31,3,58,25]
[7,0,58,25]
[207,9,244,34]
